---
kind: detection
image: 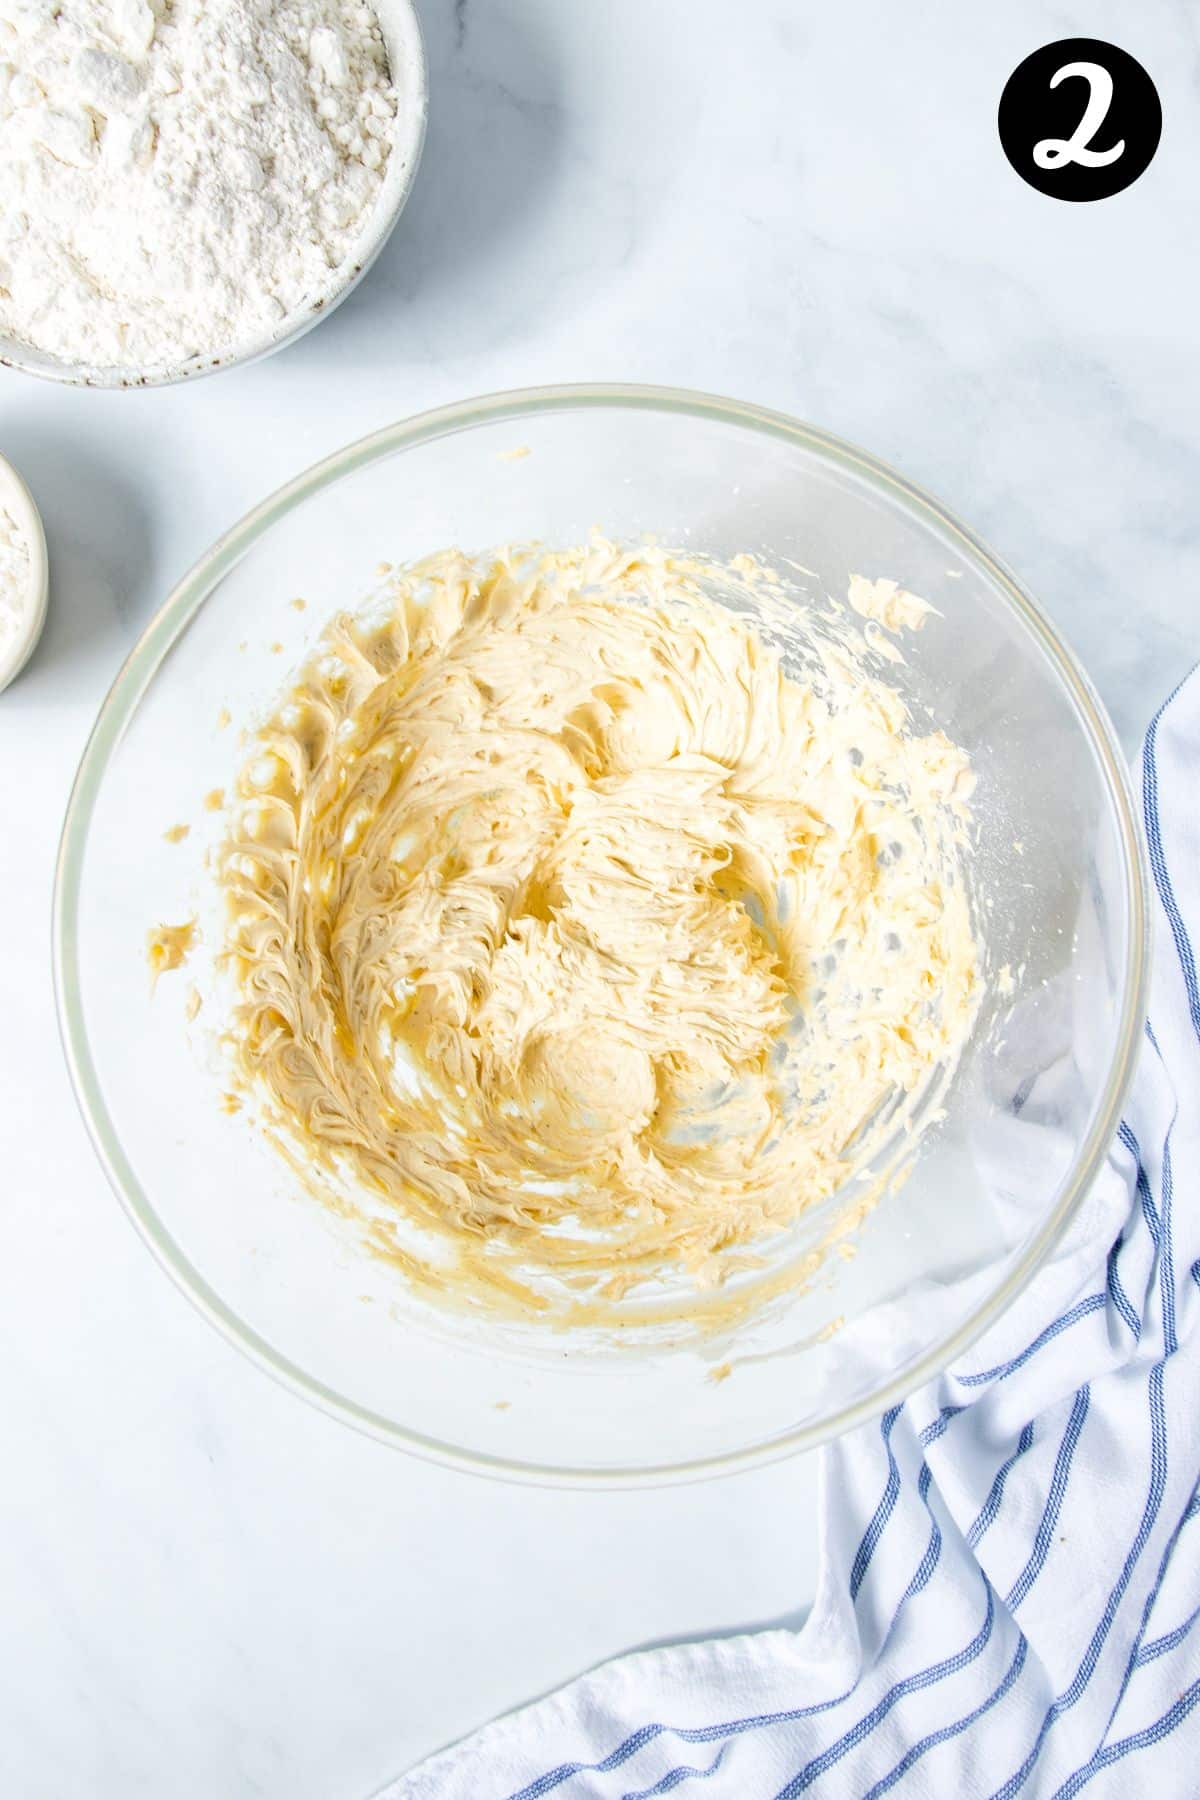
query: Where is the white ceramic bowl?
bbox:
[0,453,49,693]
[0,0,427,391]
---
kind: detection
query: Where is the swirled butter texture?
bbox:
[218,542,978,1321]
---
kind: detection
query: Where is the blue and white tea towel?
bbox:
[390,670,1200,1799]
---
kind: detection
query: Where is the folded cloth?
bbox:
[387,670,1200,1800]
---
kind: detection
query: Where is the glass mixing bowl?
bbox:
[54,385,1147,1485]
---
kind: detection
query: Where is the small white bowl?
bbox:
[0,453,49,693]
[0,0,427,391]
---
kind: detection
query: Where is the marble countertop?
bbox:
[2,0,1197,1792]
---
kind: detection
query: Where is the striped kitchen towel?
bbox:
[388,668,1200,1800]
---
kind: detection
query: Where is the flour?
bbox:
[0,0,401,374]
[0,503,31,657]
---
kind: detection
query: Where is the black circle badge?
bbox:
[998,39,1161,201]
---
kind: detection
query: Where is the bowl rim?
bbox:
[0,0,428,391]
[52,382,1150,1486]
[0,451,50,691]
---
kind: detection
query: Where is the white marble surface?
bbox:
[2,0,1198,1793]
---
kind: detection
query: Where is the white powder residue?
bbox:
[0,502,31,655]
[0,0,401,374]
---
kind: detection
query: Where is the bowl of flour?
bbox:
[0,0,427,387]
[0,452,48,692]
